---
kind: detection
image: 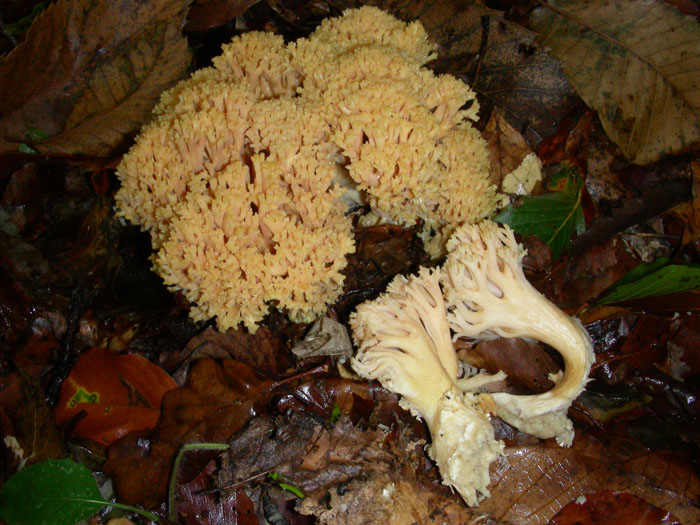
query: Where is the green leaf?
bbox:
[494,167,584,258]
[597,262,700,305]
[268,472,304,499]
[25,128,50,141]
[329,402,341,424]
[0,458,160,524]
[0,458,105,524]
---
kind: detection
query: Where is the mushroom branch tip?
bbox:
[441,220,595,446]
[350,267,503,506]
[114,6,500,332]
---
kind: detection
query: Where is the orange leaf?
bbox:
[55,347,176,445]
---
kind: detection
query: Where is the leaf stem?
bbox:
[100,501,161,522]
[167,442,230,522]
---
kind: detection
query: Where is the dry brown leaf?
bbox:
[477,432,700,524]
[294,418,494,525]
[531,0,700,165]
[482,107,536,189]
[186,0,259,31]
[0,0,191,156]
[414,0,577,145]
[683,160,700,249]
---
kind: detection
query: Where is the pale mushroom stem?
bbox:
[442,221,595,446]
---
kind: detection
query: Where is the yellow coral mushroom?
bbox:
[115,6,500,332]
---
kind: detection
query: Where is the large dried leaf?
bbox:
[478,432,700,523]
[530,0,700,165]
[0,0,191,156]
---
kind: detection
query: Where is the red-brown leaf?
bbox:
[186,0,260,32]
[550,491,681,525]
[55,347,177,445]
[478,432,700,524]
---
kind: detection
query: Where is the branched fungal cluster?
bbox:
[115,7,499,332]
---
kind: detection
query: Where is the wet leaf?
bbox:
[0,458,160,524]
[104,358,277,509]
[597,260,700,305]
[417,0,577,146]
[186,0,260,31]
[530,0,700,165]
[550,491,682,525]
[0,458,104,525]
[459,338,560,394]
[174,325,293,384]
[0,0,191,156]
[482,107,538,191]
[55,347,177,446]
[477,432,700,524]
[495,166,585,257]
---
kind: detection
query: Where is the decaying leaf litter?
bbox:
[0,0,699,524]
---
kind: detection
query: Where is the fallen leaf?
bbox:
[550,491,682,525]
[477,432,700,524]
[104,358,277,509]
[335,223,427,318]
[482,107,536,189]
[597,260,700,305]
[495,166,585,257]
[0,458,159,525]
[501,153,543,196]
[174,460,241,525]
[418,0,577,146]
[173,325,293,384]
[530,0,700,165]
[0,0,191,156]
[458,338,560,395]
[275,377,409,429]
[291,316,353,360]
[186,0,260,31]
[298,463,492,525]
[222,413,391,495]
[0,318,64,475]
[536,106,594,166]
[55,347,177,446]
[0,458,107,525]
